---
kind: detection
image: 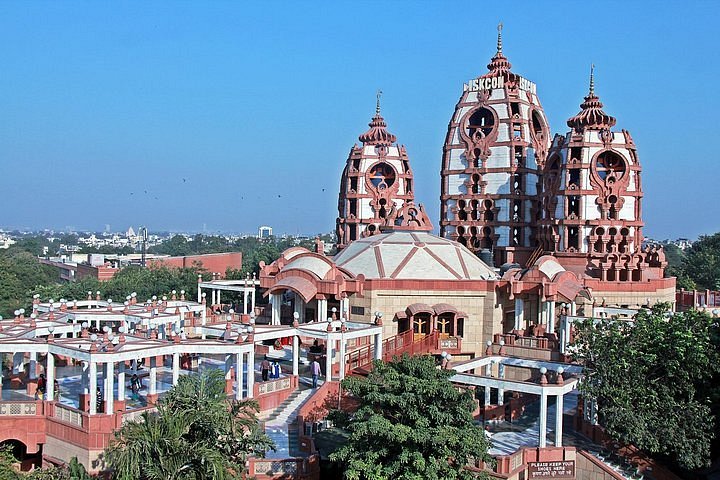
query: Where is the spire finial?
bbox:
[376,89,382,115]
[589,63,595,96]
[497,22,503,55]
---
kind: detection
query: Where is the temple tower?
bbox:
[336,94,431,250]
[538,67,665,281]
[439,25,551,267]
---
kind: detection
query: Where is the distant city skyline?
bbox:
[1,2,718,239]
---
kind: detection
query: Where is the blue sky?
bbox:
[0,1,717,239]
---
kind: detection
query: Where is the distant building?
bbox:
[258,226,273,239]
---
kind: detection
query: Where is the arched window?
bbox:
[368,162,396,190]
[595,151,626,182]
[467,108,495,138]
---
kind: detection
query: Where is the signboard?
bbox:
[463,74,537,94]
[527,461,575,479]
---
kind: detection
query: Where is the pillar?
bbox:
[118,362,126,403]
[28,352,37,380]
[555,393,564,447]
[271,293,282,326]
[547,301,556,334]
[89,362,97,414]
[514,298,524,331]
[539,390,548,448]
[570,301,577,316]
[294,296,304,324]
[197,285,202,303]
[339,336,347,380]
[224,354,233,394]
[82,361,89,393]
[325,338,333,382]
[317,297,328,323]
[374,333,383,360]
[46,354,55,401]
[217,290,221,306]
[172,353,180,386]
[246,352,255,398]
[484,385,491,406]
[211,289,216,306]
[105,362,114,414]
[292,336,299,376]
[149,358,157,397]
[236,352,244,400]
[243,289,249,315]
[12,352,23,375]
[497,363,505,406]
[251,286,256,313]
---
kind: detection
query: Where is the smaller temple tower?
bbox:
[336,93,431,250]
[538,67,666,281]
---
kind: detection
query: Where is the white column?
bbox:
[485,361,493,377]
[590,399,598,425]
[339,336,347,380]
[251,286,256,313]
[294,297,304,324]
[246,352,255,398]
[539,390,548,448]
[89,362,97,414]
[217,290,221,306]
[12,352,23,375]
[224,354,232,382]
[118,362,126,402]
[211,289,216,306]
[81,361,89,393]
[484,386,491,406]
[243,290,249,315]
[514,298,524,331]
[271,294,282,325]
[547,302,556,334]
[149,358,157,397]
[497,363,505,406]
[555,393,564,447]
[374,333,383,360]
[172,353,180,386]
[292,336,299,376]
[570,301,577,316]
[46,354,55,401]
[28,352,37,380]
[197,286,202,303]
[325,337,333,382]
[236,353,244,400]
[105,362,114,414]
[317,298,328,323]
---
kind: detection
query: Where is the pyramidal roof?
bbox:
[333,231,497,280]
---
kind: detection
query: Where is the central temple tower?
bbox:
[439,25,551,267]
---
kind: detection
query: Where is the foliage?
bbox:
[0,250,58,318]
[572,304,720,470]
[330,354,491,480]
[105,369,274,480]
[675,233,720,291]
[0,445,90,480]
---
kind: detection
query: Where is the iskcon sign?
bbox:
[463,75,537,94]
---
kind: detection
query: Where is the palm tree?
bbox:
[106,369,274,480]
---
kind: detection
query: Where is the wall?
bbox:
[150,252,242,275]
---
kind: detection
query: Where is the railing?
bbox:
[676,289,720,310]
[121,405,157,424]
[345,330,439,373]
[53,403,84,427]
[256,376,292,396]
[248,454,320,478]
[494,333,559,351]
[0,401,39,416]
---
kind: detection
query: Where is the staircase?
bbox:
[261,387,314,458]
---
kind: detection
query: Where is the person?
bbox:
[53,380,60,400]
[271,361,280,379]
[310,357,321,388]
[260,355,271,382]
[130,374,141,399]
[35,374,46,400]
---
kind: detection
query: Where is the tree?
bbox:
[571,304,720,470]
[0,445,90,480]
[329,354,491,480]
[677,233,720,290]
[105,369,273,480]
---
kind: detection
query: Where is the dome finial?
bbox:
[497,22,503,55]
[589,63,595,96]
[376,89,382,115]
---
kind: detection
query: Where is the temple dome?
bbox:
[567,66,616,131]
[333,231,497,280]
